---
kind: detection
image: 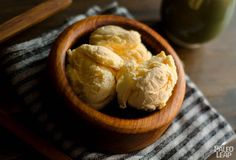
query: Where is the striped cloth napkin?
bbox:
[0,2,235,160]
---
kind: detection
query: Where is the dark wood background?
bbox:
[0,0,235,159]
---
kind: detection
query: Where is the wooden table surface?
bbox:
[0,0,235,159]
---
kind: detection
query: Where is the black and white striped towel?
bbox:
[0,2,235,160]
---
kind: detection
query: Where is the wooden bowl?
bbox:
[48,15,186,153]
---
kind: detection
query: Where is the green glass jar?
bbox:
[161,0,236,48]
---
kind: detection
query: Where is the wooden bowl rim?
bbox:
[49,15,186,134]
